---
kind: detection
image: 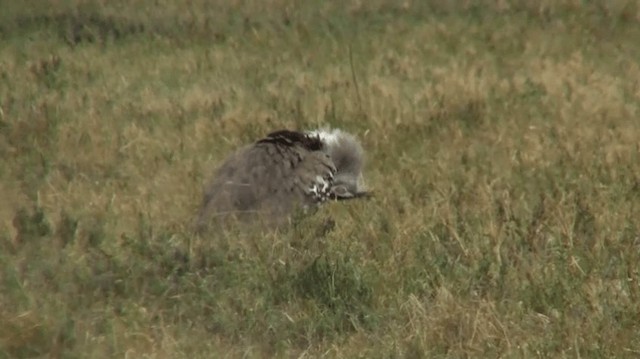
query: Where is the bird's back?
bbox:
[195,131,336,232]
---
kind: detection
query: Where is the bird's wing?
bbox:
[196,138,336,226]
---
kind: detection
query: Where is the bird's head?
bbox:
[307,128,369,200]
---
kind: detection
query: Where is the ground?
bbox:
[1,0,640,357]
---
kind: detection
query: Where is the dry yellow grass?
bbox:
[1,0,640,357]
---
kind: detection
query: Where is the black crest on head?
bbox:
[257,130,323,151]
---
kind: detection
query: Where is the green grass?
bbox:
[1,0,640,357]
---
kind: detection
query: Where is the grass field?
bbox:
[1,0,640,357]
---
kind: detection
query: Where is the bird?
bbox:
[195,128,368,232]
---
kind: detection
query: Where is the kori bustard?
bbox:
[195,128,368,231]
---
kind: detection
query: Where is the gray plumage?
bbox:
[195,128,368,232]
[307,128,366,199]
